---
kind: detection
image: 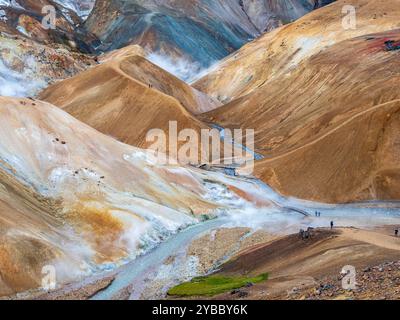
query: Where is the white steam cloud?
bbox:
[147,52,212,83]
[0,59,46,97]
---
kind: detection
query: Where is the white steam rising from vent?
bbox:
[147,52,213,83]
[0,59,46,97]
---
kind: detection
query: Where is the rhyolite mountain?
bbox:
[0,96,269,296]
[199,0,400,203]
[84,0,335,69]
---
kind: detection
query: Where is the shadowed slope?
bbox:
[85,0,334,69]
[241,0,335,33]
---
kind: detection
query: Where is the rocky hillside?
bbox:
[204,228,400,300]
[0,32,95,97]
[0,0,98,97]
[0,0,98,52]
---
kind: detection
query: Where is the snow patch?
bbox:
[53,0,95,20]
[0,0,24,10]
[0,9,7,21]
[16,25,30,37]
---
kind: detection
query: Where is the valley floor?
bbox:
[8,221,400,300]
[210,226,400,300]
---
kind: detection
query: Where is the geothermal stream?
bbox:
[91,127,400,300]
[91,172,400,300]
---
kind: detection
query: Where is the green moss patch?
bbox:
[168,273,268,297]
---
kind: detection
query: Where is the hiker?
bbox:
[307,227,314,239]
[315,211,318,217]
[330,221,334,229]
[395,229,399,237]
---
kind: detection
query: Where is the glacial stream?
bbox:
[91,175,400,300]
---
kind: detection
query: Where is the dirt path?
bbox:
[261,99,400,163]
[340,228,400,251]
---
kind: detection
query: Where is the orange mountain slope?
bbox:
[205,28,400,203]
[0,97,271,296]
[40,48,220,153]
[194,0,400,103]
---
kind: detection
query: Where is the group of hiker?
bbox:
[314,211,334,229]
[300,212,335,241]
[299,227,314,240]
[306,209,400,239]
[299,221,335,241]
